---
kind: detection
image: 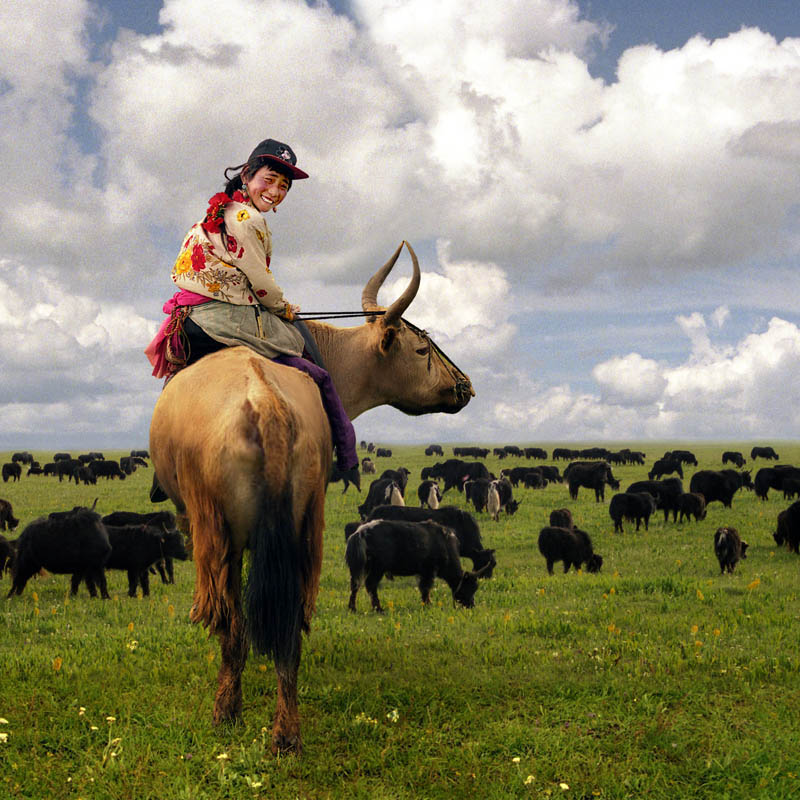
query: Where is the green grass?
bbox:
[2,444,800,799]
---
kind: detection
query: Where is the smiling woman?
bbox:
[144,138,359,481]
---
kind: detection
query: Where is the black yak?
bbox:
[537,526,603,574]
[714,526,748,574]
[345,519,488,612]
[7,507,111,598]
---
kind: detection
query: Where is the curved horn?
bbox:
[382,241,421,325]
[361,241,405,313]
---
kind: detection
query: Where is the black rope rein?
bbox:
[296,311,472,405]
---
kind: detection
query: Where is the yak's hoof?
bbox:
[271,732,301,756]
[212,697,242,726]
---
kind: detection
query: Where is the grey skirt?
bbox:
[187,301,305,359]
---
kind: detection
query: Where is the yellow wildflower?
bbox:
[691,624,698,635]
[52,657,62,672]
[747,577,761,591]
[696,589,704,601]
[127,622,134,632]
[0,733,8,744]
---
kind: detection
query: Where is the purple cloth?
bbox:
[272,354,358,470]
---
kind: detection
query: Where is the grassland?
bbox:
[1,443,800,799]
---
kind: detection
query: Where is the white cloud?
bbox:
[592,353,667,406]
[2,2,800,445]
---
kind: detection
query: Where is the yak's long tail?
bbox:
[246,489,303,667]
[345,527,368,585]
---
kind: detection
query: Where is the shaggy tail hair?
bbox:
[344,528,368,585]
[245,489,303,667]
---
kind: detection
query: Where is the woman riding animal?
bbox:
[146,138,359,491]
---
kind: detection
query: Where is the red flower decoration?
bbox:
[256,289,267,297]
[202,192,232,235]
[232,190,247,203]
[226,235,238,253]
[191,243,206,271]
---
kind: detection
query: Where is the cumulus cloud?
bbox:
[1,1,800,445]
[449,311,800,444]
[0,259,160,442]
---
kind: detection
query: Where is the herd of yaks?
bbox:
[0,449,190,600]
[1,443,799,610]
[340,443,800,611]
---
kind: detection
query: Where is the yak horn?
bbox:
[362,241,405,313]
[361,241,421,324]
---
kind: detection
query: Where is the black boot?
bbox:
[342,465,361,492]
[150,473,168,503]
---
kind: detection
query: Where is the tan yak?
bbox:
[149,241,472,755]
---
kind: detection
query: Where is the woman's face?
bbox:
[244,165,290,213]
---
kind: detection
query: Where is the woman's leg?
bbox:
[271,355,358,473]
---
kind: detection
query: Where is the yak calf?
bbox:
[714,526,748,574]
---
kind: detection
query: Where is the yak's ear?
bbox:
[380,324,397,353]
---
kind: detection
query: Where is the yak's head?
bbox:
[585,553,604,573]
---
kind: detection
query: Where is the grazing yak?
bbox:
[328,463,361,494]
[380,467,411,497]
[2,463,21,483]
[677,492,707,522]
[714,527,748,574]
[608,492,657,533]
[0,499,19,531]
[689,470,752,508]
[537,526,603,575]
[487,477,520,521]
[7,506,111,598]
[101,524,188,597]
[774,503,800,553]
[464,477,493,513]
[664,449,698,466]
[627,478,683,523]
[345,519,488,612]
[358,478,405,519]
[754,465,800,501]
[722,451,746,467]
[149,241,473,754]
[648,457,683,480]
[102,510,181,582]
[355,504,496,576]
[751,446,779,461]
[565,461,620,502]
[361,457,376,474]
[423,459,491,494]
[89,459,127,480]
[417,480,442,509]
[424,444,444,456]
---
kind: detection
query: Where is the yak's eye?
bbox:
[415,346,429,356]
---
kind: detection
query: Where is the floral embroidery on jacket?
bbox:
[170,191,289,314]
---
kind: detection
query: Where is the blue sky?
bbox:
[1,0,800,448]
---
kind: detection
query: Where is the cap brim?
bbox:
[261,155,309,180]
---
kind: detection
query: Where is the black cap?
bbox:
[248,138,309,180]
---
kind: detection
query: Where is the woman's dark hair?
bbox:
[223,155,294,196]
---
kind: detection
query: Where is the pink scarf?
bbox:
[144,290,212,379]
